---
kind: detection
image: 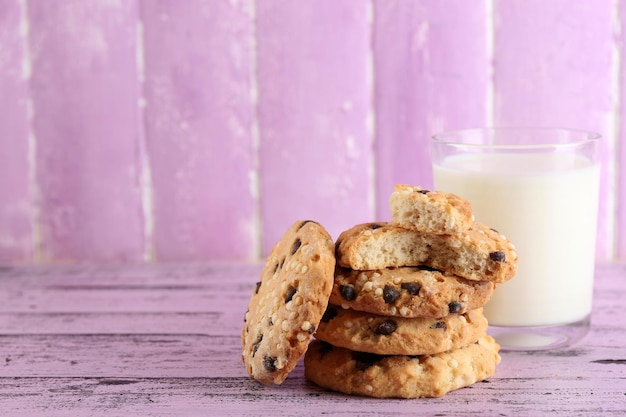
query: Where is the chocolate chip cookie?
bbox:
[304,335,501,398]
[335,222,517,283]
[330,266,494,318]
[315,306,488,355]
[242,220,336,384]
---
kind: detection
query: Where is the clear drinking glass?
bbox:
[431,128,600,350]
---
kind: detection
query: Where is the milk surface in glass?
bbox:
[433,152,600,327]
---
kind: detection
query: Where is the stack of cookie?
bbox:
[243,185,517,398]
[306,185,517,398]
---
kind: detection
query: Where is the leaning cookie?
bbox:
[315,306,488,356]
[242,220,336,385]
[331,266,494,318]
[389,184,473,235]
[304,335,501,398]
[335,222,517,283]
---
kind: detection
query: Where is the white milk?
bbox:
[433,153,600,327]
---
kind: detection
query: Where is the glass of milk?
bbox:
[431,127,600,350]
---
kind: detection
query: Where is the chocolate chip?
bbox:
[321,307,338,323]
[268,317,273,326]
[353,351,383,371]
[490,227,499,233]
[430,321,446,331]
[400,282,421,295]
[291,238,302,255]
[383,285,400,304]
[297,220,317,230]
[369,223,383,230]
[417,189,430,194]
[489,251,506,262]
[254,281,262,294]
[285,286,297,303]
[375,320,397,335]
[448,301,462,314]
[307,324,316,334]
[263,355,277,372]
[417,265,442,273]
[319,341,333,358]
[339,284,357,301]
[252,334,263,357]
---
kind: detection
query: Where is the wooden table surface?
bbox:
[0,262,625,416]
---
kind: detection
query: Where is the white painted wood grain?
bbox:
[1,1,626,264]
[140,0,258,261]
[256,0,374,252]
[372,1,491,221]
[0,0,34,262]
[27,0,145,262]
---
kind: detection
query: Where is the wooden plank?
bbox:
[256,0,373,252]
[0,265,256,317]
[493,0,616,259]
[140,0,257,261]
[0,263,258,336]
[0,0,34,263]
[0,286,246,314]
[0,334,243,378]
[0,262,262,284]
[27,0,145,262]
[618,0,626,260]
[372,1,490,220]
[0,312,222,335]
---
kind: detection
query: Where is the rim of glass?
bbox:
[431,127,601,150]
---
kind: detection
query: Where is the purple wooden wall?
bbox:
[0,0,624,263]
[0,0,33,263]
[141,0,256,261]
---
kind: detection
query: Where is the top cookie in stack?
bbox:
[335,185,518,283]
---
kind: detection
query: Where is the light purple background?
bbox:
[0,0,623,263]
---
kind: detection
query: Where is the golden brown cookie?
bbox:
[389,184,473,235]
[330,266,494,318]
[335,222,517,283]
[242,220,336,385]
[304,335,501,398]
[315,306,488,355]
